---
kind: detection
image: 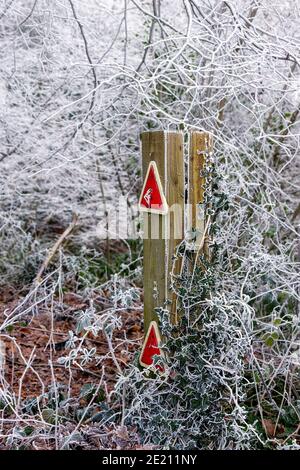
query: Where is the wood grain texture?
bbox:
[141,131,184,330]
[188,132,213,253]
[166,132,184,324]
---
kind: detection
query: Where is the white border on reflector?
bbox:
[138,161,168,215]
[139,320,163,368]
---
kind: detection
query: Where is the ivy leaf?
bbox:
[42,408,56,424]
[265,336,274,347]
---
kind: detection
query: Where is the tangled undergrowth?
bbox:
[115,150,300,450]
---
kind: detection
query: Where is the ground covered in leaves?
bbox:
[0,285,147,450]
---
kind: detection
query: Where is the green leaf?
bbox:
[79,383,105,403]
[42,408,56,424]
[79,383,94,399]
[265,336,274,348]
[23,426,34,436]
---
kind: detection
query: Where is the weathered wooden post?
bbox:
[139,131,184,367]
[138,130,212,368]
[187,131,213,256]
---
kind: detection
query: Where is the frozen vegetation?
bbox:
[0,0,299,450]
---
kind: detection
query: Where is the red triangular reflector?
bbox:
[138,161,168,215]
[139,321,163,370]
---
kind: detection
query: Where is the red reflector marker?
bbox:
[138,161,168,215]
[139,321,163,370]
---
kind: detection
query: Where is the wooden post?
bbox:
[141,131,184,332]
[187,131,213,256]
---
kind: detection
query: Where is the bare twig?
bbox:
[34,214,78,285]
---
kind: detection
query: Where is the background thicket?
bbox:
[0,0,299,449]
